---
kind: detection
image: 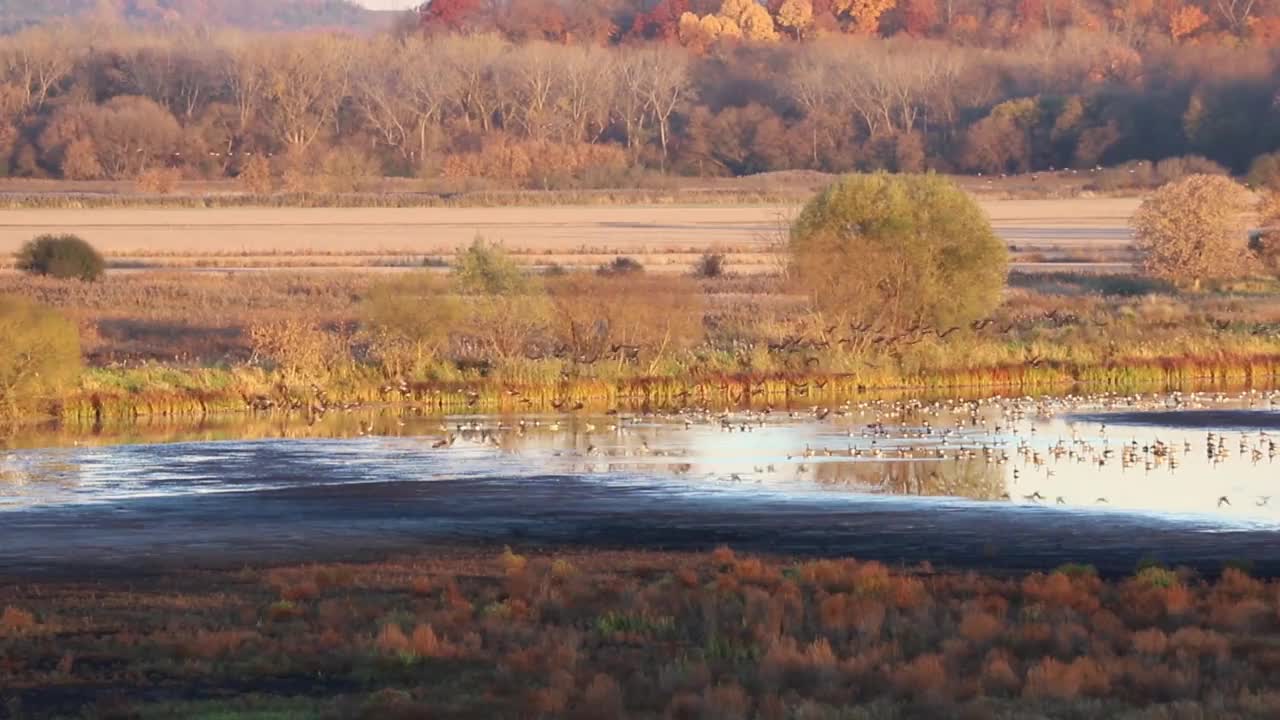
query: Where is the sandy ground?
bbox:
[0,198,1139,258]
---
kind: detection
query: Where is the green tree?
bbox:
[1131,174,1254,291]
[789,173,1007,334]
[16,234,105,282]
[0,297,80,422]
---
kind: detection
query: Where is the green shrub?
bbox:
[0,296,81,420]
[789,173,1007,333]
[16,234,105,281]
[453,238,528,295]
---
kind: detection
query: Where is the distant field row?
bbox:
[0,198,1140,272]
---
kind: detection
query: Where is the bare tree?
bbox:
[0,23,81,116]
[260,34,354,154]
[615,46,691,170]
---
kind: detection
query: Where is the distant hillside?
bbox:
[0,0,387,33]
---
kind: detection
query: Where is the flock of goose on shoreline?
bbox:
[346,388,1280,513]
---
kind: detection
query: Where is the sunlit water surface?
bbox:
[3,391,1280,572]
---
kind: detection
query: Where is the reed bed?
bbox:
[7,269,1280,426]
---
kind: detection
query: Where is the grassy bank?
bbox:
[37,351,1280,426]
[3,546,1280,719]
[7,268,1280,428]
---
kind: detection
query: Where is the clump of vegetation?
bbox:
[15,234,105,282]
[453,238,529,295]
[1131,174,1254,291]
[692,252,726,278]
[597,256,645,276]
[5,546,1280,718]
[789,173,1007,334]
[0,296,81,421]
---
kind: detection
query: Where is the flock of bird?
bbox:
[332,388,1280,514]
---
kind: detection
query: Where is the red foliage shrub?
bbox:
[1023,658,1081,700]
[701,682,752,720]
[1169,627,1230,660]
[0,606,36,635]
[732,557,781,587]
[577,673,625,720]
[960,609,1004,645]
[280,581,319,603]
[711,545,736,567]
[891,652,949,700]
[1132,628,1169,657]
[981,649,1021,695]
[759,636,839,692]
[1209,598,1270,631]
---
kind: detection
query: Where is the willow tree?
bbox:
[0,297,80,423]
[789,173,1007,336]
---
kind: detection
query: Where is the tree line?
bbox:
[1,12,1279,188]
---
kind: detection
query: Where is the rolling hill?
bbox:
[0,0,394,33]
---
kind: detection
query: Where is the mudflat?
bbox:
[0,198,1139,257]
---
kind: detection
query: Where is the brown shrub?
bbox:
[136,167,181,194]
[239,155,275,194]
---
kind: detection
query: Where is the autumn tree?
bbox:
[0,297,80,422]
[1131,174,1255,290]
[777,0,816,38]
[789,173,1007,334]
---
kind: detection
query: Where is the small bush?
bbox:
[693,252,726,278]
[1248,152,1280,191]
[16,234,105,281]
[597,256,644,276]
[238,155,275,195]
[136,167,181,194]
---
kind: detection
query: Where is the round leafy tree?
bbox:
[16,234,106,282]
[789,173,1007,333]
[1131,174,1254,291]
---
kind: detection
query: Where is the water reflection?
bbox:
[2,391,1279,526]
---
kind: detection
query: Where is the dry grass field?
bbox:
[0,197,1141,273]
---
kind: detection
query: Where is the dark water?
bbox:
[3,392,1279,577]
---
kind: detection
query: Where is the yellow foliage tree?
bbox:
[777,0,815,39]
[833,0,898,34]
[678,11,743,49]
[719,0,780,41]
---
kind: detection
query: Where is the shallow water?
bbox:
[3,390,1280,575]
